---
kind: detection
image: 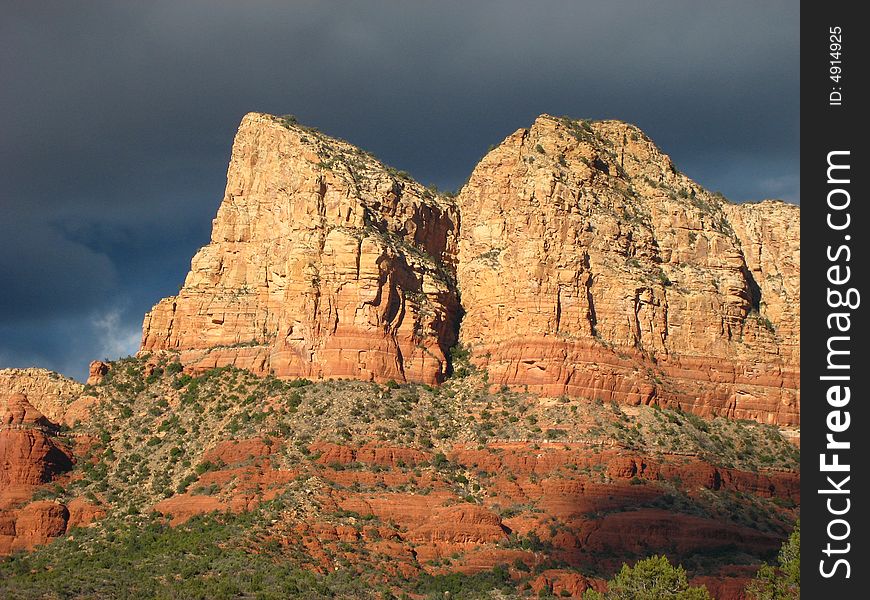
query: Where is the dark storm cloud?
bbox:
[0,0,799,380]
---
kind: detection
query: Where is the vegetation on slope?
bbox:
[584,555,712,599]
[0,507,520,600]
[3,353,800,598]
[746,522,800,599]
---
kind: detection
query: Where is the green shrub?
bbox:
[0,511,390,599]
[166,361,184,375]
[584,555,712,599]
[412,564,512,597]
[431,452,449,469]
[513,557,530,572]
[746,521,799,599]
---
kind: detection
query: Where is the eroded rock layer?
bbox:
[0,368,84,425]
[140,113,799,425]
[141,113,459,384]
[456,115,799,425]
[0,357,799,597]
[0,392,78,553]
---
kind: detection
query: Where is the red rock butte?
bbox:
[0,391,79,555]
[140,113,799,426]
[141,113,459,385]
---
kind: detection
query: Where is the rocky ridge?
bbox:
[455,115,799,425]
[0,358,799,598]
[141,113,799,425]
[141,113,459,385]
[0,391,101,555]
[0,113,800,598]
[0,368,84,425]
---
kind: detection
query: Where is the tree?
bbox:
[746,521,800,599]
[585,555,712,599]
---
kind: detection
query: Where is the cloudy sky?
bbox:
[0,1,799,381]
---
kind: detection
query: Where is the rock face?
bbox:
[86,361,110,386]
[140,112,799,424]
[0,392,75,554]
[0,392,73,509]
[0,501,70,555]
[1,392,53,429]
[0,368,84,424]
[722,200,800,365]
[0,393,72,494]
[142,113,459,384]
[456,115,799,425]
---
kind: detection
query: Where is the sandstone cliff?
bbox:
[0,392,76,553]
[0,368,84,425]
[140,113,799,425]
[456,115,799,425]
[141,113,459,384]
[722,200,800,363]
[0,113,801,595]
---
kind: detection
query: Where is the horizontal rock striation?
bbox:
[139,112,799,424]
[0,368,84,425]
[0,393,77,554]
[0,394,72,493]
[141,113,460,384]
[456,115,799,424]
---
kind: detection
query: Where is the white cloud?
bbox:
[91,309,141,362]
